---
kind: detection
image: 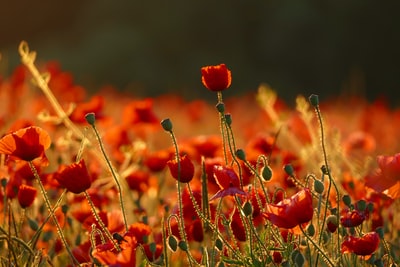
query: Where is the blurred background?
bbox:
[1,0,400,105]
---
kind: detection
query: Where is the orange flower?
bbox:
[167,154,195,183]
[209,165,246,201]
[341,232,380,256]
[365,153,400,199]
[17,184,37,208]
[0,126,51,162]
[263,189,313,229]
[201,64,231,92]
[54,159,92,194]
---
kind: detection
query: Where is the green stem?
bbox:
[28,162,80,266]
[84,191,121,252]
[313,105,342,264]
[89,123,128,232]
[167,130,196,267]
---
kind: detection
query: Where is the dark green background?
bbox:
[1,1,400,104]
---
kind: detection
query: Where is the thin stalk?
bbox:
[84,191,121,252]
[28,162,80,266]
[167,130,195,267]
[18,41,83,140]
[313,105,342,264]
[89,122,128,232]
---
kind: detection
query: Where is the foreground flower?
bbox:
[209,165,246,200]
[167,154,195,183]
[263,188,313,229]
[341,232,380,256]
[0,126,51,162]
[201,64,231,92]
[55,159,92,194]
[365,153,400,199]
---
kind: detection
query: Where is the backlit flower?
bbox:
[167,154,195,183]
[341,232,380,256]
[17,184,37,208]
[365,153,400,199]
[263,189,313,229]
[340,209,367,228]
[209,165,246,201]
[201,64,231,92]
[0,126,51,162]
[54,159,92,194]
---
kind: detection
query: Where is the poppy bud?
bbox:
[178,240,188,252]
[314,179,324,194]
[283,164,294,176]
[242,201,253,217]
[216,102,225,113]
[168,235,178,252]
[235,149,246,161]
[309,94,319,107]
[342,195,352,206]
[215,238,223,251]
[224,114,232,126]
[85,112,96,125]
[307,224,315,236]
[160,118,173,132]
[262,165,273,181]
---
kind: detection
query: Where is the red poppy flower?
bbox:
[167,154,195,183]
[0,126,51,162]
[341,232,380,256]
[209,165,246,201]
[263,189,313,229]
[17,184,37,208]
[201,64,232,92]
[144,150,171,172]
[340,209,367,228]
[54,159,92,194]
[93,235,137,267]
[365,153,400,199]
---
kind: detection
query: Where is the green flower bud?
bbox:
[224,114,232,126]
[216,102,225,113]
[28,217,39,231]
[376,227,385,239]
[85,112,96,125]
[283,164,294,176]
[167,235,178,252]
[314,179,324,194]
[307,224,315,236]
[356,199,367,211]
[178,240,188,252]
[262,165,273,181]
[215,238,223,251]
[235,149,246,161]
[242,201,253,217]
[309,94,319,107]
[342,195,352,207]
[160,118,173,132]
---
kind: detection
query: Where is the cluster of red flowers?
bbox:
[0,57,398,266]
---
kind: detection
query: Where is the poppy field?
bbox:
[0,41,399,266]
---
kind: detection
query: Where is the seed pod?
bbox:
[314,179,324,194]
[167,235,178,252]
[262,165,273,181]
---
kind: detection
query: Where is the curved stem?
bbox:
[28,161,80,266]
[89,123,128,232]
[84,191,121,252]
